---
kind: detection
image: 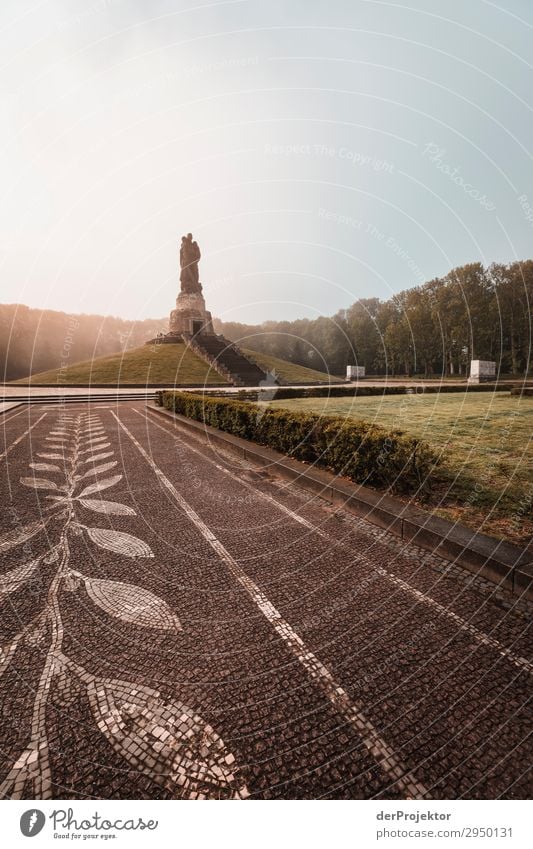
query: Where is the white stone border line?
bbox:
[141,408,532,677]
[0,413,47,461]
[112,411,429,800]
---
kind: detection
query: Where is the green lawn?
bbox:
[12,342,336,387]
[13,343,228,386]
[268,392,532,543]
[13,343,338,386]
[242,349,341,384]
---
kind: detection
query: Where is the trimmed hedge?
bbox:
[156,391,440,494]
[177,384,513,403]
[272,383,512,400]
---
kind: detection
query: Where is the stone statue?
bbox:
[168,232,214,336]
[179,232,202,294]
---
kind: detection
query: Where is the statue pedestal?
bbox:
[168,291,214,337]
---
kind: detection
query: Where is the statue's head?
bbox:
[187,232,193,240]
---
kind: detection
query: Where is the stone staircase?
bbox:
[187,334,270,386]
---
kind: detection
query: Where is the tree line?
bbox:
[216,261,532,377]
[0,304,166,381]
[1,260,531,380]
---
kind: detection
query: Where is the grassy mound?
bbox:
[12,343,229,386]
[241,349,341,384]
[12,342,338,386]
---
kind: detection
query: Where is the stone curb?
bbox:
[0,402,24,414]
[147,403,533,601]
[4,382,229,389]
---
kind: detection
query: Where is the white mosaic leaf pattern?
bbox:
[83,526,154,558]
[82,436,108,446]
[20,477,61,491]
[78,475,123,498]
[0,411,248,800]
[83,451,114,463]
[0,559,40,597]
[78,498,135,516]
[77,461,118,480]
[29,462,62,473]
[87,680,248,799]
[79,443,111,455]
[81,576,181,630]
[0,520,44,553]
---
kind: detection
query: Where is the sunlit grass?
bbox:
[242,349,339,384]
[268,391,532,543]
[13,343,228,385]
[14,343,336,386]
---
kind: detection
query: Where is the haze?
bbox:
[1,0,532,325]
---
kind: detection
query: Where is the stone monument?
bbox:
[346,365,365,380]
[468,360,496,383]
[168,233,214,337]
[145,234,269,385]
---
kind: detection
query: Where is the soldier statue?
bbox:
[179,232,202,294]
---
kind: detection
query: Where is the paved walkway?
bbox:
[0,403,530,799]
[0,378,490,401]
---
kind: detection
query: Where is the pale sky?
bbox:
[1,0,532,324]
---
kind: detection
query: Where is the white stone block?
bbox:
[469,360,496,382]
[346,365,365,380]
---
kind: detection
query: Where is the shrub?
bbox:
[157,391,440,494]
